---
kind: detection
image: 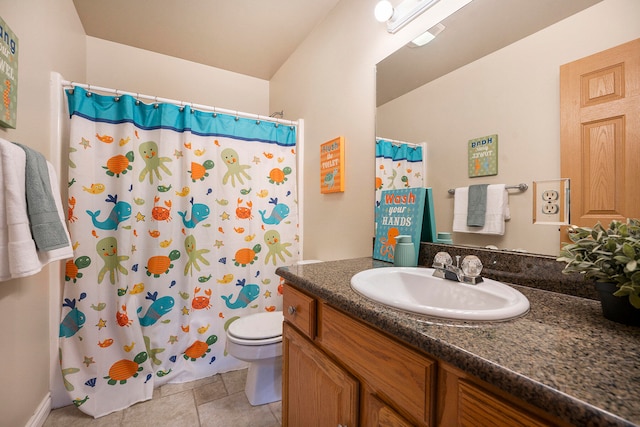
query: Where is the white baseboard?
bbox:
[25,393,51,427]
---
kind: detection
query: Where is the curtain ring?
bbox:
[86,84,92,97]
[135,93,140,105]
[179,101,184,112]
[154,96,159,109]
[256,115,261,125]
[190,103,194,114]
[235,111,239,121]
[69,81,75,95]
[114,89,120,102]
[212,107,217,118]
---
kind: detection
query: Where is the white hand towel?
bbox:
[1,138,41,279]
[0,138,73,281]
[452,184,509,235]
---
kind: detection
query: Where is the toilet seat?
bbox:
[227,311,283,346]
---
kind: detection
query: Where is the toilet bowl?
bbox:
[225,311,284,406]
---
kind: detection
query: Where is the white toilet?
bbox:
[225,311,284,406]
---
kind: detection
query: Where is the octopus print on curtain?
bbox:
[60,86,298,417]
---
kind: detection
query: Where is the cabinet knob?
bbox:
[287,305,296,315]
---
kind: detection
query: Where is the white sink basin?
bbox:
[350,267,529,321]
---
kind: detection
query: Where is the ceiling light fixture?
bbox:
[375,0,440,34]
[375,0,473,34]
[408,22,445,47]
[374,0,395,22]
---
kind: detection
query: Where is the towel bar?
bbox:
[448,183,528,195]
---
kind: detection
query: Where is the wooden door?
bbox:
[560,38,640,245]
[282,322,359,427]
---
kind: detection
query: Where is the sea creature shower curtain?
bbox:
[375,138,424,202]
[60,86,298,417]
[375,138,425,236]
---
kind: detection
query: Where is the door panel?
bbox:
[560,38,640,245]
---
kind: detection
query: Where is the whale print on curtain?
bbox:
[60,86,298,417]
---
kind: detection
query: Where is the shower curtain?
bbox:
[375,138,425,235]
[59,86,298,417]
[375,138,424,200]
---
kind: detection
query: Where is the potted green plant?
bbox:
[557,218,640,326]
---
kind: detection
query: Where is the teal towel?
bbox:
[14,143,71,251]
[467,184,488,227]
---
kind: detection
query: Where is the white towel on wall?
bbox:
[452,184,510,235]
[0,138,73,281]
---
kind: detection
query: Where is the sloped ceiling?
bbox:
[72,0,341,80]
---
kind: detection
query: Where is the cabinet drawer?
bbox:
[438,362,570,427]
[458,380,553,427]
[283,283,316,339]
[319,303,436,426]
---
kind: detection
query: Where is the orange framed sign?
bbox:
[320,137,345,193]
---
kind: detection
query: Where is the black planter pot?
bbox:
[595,281,640,326]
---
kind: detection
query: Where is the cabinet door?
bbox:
[365,393,415,427]
[319,304,436,426]
[283,322,358,427]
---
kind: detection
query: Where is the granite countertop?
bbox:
[276,257,640,427]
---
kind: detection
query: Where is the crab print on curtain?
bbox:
[60,86,298,417]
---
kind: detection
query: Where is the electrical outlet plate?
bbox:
[533,179,570,225]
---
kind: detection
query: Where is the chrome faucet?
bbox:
[432,252,484,285]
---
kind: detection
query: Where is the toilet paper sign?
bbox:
[468,134,497,178]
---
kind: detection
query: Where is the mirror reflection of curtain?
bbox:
[375,138,426,232]
[60,86,298,417]
[375,138,425,195]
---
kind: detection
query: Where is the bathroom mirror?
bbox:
[375,0,602,256]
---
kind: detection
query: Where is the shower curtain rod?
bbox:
[376,137,423,148]
[61,80,298,127]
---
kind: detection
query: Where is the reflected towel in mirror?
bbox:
[453,184,510,235]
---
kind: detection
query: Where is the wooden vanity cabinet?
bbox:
[282,283,571,427]
[283,283,435,426]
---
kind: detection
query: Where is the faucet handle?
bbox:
[461,255,483,278]
[433,251,452,267]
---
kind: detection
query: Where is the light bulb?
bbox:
[374,0,394,22]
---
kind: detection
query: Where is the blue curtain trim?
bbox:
[375,139,423,162]
[66,86,296,147]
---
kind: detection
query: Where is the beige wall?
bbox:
[271,0,640,260]
[269,0,455,261]
[85,37,270,115]
[377,0,640,256]
[0,0,86,426]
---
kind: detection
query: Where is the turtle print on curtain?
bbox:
[60,86,298,417]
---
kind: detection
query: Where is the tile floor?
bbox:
[43,369,282,427]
